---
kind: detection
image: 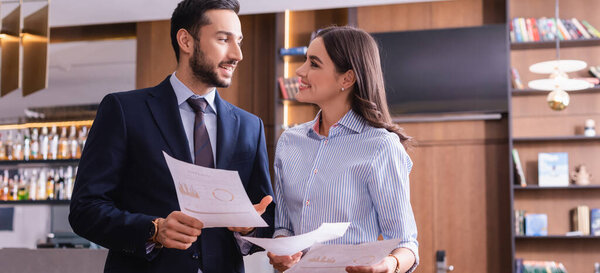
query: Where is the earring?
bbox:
[341,87,345,91]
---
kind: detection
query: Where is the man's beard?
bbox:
[189,43,234,88]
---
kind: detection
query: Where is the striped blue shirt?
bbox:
[273,109,419,271]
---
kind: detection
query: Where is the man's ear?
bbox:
[177,29,195,58]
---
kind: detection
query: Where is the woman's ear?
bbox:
[177,29,195,59]
[340,70,356,91]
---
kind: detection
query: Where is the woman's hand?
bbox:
[267,251,303,272]
[345,256,397,273]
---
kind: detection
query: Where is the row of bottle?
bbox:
[0,167,77,201]
[0,126,88,161]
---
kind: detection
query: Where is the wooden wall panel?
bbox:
[136,20,177,89]
[357,0,484,33]
[402,119,511,273]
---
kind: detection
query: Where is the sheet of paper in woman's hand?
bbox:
[241,222,350,255]
[286,238,402,273]
[163,151,268,228]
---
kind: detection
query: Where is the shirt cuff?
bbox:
[399,242,419,273]
[233,230,257,256]
[273,228,294,238]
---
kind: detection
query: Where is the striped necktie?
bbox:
[187,97,214,168]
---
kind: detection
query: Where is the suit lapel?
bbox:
[215,91,239,169]
[146,77,193,163]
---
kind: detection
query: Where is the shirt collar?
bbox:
[170,72,217,114]
[308,109,366,138]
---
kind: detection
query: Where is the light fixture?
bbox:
[527,0,593,111]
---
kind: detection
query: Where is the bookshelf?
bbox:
[511,37,600,50]
[273,9,349,139]
[509,0,600,272]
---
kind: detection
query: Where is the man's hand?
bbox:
[345,256,397,273]
[267,251,303,272]
[155,211,204,250]
[228,195,272,235]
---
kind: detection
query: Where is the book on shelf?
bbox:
[515,260,567,273]
[511,67,525,90]
[510,17,600,43]
[512,149,527,186]
[570,205,590,235]
[515,210,526,236]
[590,65,600,79]
[277,76,300,100]
[525,213,548,236]
[277,77,289,99]
[279,46,308,56]
[538,152,569,187]
[592,208,600,236]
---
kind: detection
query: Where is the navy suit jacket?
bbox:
[69,77,274,273]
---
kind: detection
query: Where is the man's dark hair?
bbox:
[170,0,240,62]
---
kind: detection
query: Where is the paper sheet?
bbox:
[286,238,402,273]
[163,151,268,228]
[242,222,350,255]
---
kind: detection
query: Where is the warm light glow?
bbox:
[0,33,20,41]
[21,32,48,42]
[283,103,289,128]
[0,120,94,131]
[284,9,291,78]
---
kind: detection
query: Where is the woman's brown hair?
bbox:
[316,26,413,148]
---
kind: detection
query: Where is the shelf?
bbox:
[513,135,600,143]
[511,87,600,96]
[0,200,70,205]
[516,235,600,239]
[510,38,600,50]
[514,185,600,190]
[0,159,80,166]
[279,99,312,106]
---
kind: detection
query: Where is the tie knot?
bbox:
[187,97,209,113]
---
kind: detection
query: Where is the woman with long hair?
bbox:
[268,26,418,273]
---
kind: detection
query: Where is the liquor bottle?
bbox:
[69,126,78,159]
[17,173,28,200]
[30,128,40,160]
[0,170,8,201]
[5,131,14,161]
[50,126,59,160]
[46,169,55,200]
[10,175,18,201]
[29,169,37,200]
[13,131,23,161]
[65,166,74,200]
[23,129,31,161]
[59,127,69,159]
[0,133,5,160]
[40,127,49,160]
[37,169,47,200]
[79,126,88,155]
[54,168,65,200]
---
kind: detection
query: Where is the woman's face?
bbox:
[295,37,345,105]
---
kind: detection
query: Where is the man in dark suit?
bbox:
[68,0,274,272]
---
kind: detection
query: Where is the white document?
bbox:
[163,151,268,228]
[242,222,350,255]
[286,238,402,273]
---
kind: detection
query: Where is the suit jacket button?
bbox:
[192,252,199,259]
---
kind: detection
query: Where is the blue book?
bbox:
[525,214,548,236]
[538,152,569,187]
[592,208,600,236]
[279,46,308,56]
